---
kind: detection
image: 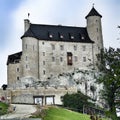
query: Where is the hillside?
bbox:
[43,107,108,120]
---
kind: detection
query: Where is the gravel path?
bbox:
[1,104,36,119]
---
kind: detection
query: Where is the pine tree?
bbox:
[97,47,120,119]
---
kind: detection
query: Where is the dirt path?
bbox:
[1,104,36,119]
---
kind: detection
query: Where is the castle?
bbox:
[5,7,104,105]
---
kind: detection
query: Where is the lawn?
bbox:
[0,102,9,115]
[43,107,108,120]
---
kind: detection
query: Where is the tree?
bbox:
[97,47,120,119]
[62,92,92,112]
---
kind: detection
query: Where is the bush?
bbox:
[62,92,93,112]
[0,102,9,115]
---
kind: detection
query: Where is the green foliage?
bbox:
[97,47,120,119]
[62,92,92,112]
[105,110,119,120]
[0,102,9,115]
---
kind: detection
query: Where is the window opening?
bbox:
[16,68,19,72]
[51,44,55,50]
[83,57,86,62]
[67,52,73,65]
[83,45,86,51]
[52,57,55,62]
[60,45,64,50]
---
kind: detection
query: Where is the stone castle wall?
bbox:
[7,62,22,87]
[8,87,77,105]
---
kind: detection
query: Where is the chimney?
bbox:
[24,19,30,32]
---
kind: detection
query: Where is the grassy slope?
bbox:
[44,107,108,120]
[0,102,9,115]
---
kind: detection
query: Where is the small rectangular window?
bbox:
[60,45,64,50]
[74,56,78,62]
[43,61,45,65]
[74,45,77,51]
[26,64,28,69]
[52,57,55,62]
[17,76,19,80]
[83,45,86,51]
[25,44,27,49]
[43,70,45,75]
[42,42,44,45]
[43,52,45,56]
[16,68,19,72]
[83,57,86,62]
[51,44,55,50]
[60,57,63,62]
[26,56,27,61]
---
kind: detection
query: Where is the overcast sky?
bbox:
[0,0,120,87]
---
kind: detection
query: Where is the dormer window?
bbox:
[49,34,53,38]
[60,35,64,39]
[71,36,74,39]
[79,33,85,40]
[48,32,53,38]
[81,36,84,40]
[69,33,74,40]
[59,33,64,39]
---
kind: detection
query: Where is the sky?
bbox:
[0,0,120,87]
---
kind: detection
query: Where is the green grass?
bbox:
[31,106,109,120]
[43,107,108,120]
[0,102,9,115]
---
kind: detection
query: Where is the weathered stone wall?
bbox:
[0,89,4,97]
[11,87,77,105]
[39,40,94,81]
[0,89,12,103]
[7,62,22,87]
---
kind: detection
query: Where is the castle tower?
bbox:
[85,7,103,69]
[21,19,39,79]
